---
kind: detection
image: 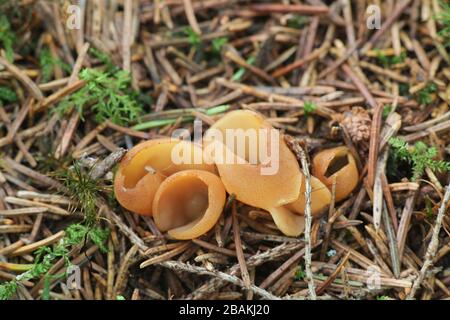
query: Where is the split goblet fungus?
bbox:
[153,170,226,240]
[203,110,306,236]
[312,146,359,202]
[114,138,216,215]
[113,112,350,239]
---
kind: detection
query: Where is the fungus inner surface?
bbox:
[122,142,201,188]
[324,151,350,178]
[155,176,209,231]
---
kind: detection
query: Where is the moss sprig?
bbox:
[55,68,144,126]
[388,137,450,181]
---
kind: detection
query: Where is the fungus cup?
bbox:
[312,146,359,202]
[114,138,216,215]
[204,110,306,236]
[152,170,226,240]
[114,112,346,238]
[285,175,332,216]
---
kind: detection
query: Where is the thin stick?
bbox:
[0,240,25,256]
[341,64,377,109]
[382,206,401,278]
[2,157,65,190]
[373,149,388,230]
[9,231,65,257]
[140,242,190,268]
[360,0,413,53]
[106,239,115,300]
[90,148,127,180]
[121,0,134,72]
[272,46,328,78]
[258,243,316,293]
[187,242,304,299]
[315,252,351,295]
[183,0,201,34]
[381,173,398,231]
[407,184,450,299]
[249,3,329,14]
[318,40,361,78]
[397,190,418,260]
[55,42,90,159]
[0,57,43,100]
[37,79,85,112]
[192,239,242,257]
[284,135,316,299]
[160,260,280,300]
[225,50,274,83]
[232,203,252,299]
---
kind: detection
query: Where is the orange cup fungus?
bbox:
[114,111,358,239]
[204,110,326,236]
[114,138,216,216]
[153,170,226,240]
[312,146,359,202]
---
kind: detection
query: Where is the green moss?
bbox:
[0,14,15,62]
[388,137,450,181]
[0,86,17,104]
[304,101,317,116]
[55,68,144,126]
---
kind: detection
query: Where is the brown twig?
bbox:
[407,184,450,299]
[232,203,253,299]
[284,135,316,299]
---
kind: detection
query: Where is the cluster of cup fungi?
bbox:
[114,110,359,239]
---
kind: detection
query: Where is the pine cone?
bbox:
[341,107,371,144]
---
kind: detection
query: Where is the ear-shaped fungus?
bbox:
[152,170,226,240]
[312,146,359,202]
[114,138,216,215]
[204,110,305,236]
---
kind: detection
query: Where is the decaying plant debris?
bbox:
[0,0,449,300]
